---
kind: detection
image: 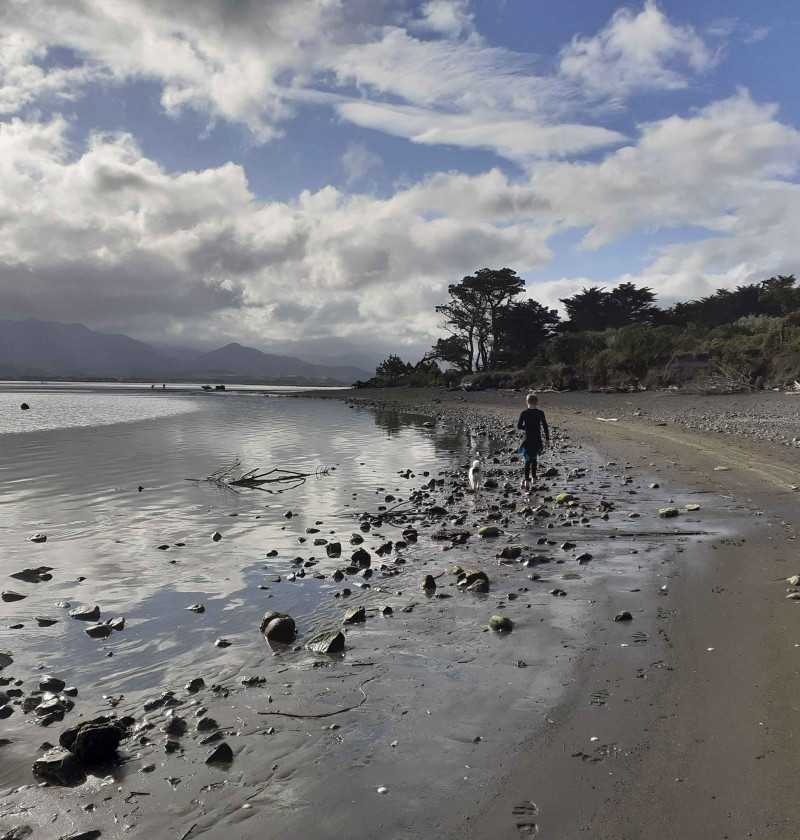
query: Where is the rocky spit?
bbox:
[0,393,739,840]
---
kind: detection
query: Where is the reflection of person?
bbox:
[517,393,549,491]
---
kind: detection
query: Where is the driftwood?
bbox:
[186,458,331,494]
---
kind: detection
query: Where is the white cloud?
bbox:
[2,89,799,360]
[341,141,382,185]
[559,0,720,98]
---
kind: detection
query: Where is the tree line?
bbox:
[371,269,800,388]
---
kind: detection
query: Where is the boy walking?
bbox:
[517,393,549,491]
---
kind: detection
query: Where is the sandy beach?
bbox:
[2,386,800,839]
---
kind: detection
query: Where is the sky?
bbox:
[1,0,798,369]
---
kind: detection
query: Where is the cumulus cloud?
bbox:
[0,1,720,164]
[1,89,799,361]
[559,0,720,98]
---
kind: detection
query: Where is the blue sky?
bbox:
[0,0,798,367]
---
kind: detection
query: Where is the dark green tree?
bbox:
[560,283,658,331]
[495,299,560,367]
[374,354,412,385]
[432,268,525,371]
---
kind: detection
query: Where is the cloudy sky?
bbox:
[1,0,798,368]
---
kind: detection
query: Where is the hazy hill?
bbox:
[0,319,370,384]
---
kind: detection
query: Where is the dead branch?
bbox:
[186,461,332,494]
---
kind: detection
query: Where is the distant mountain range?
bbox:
[0,319,371,384]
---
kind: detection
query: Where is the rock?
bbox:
[61,831,102,840]
[649,482,660,489]
[614,611,633,621]
[35,616,59,627]
[457,569,490,592]
[555,493,576,504]
[684,504,700,511]
[0,651,12,669]
[214,638,232,648]
[59,717,128,764]
[550,588,567,597]
[196,716,218,732]
[241,675,266,686]
[85,624,113,639]
[39,676,66,692]
[205,742,233,764]
[27,533,46,543]
[488,615,513,631]
[185,678,205,693]
[351,548,372,568]
[478,526,500,538]
[421,575,437,590]
[326,542,342,558]
[211,531,222,542]
[32,748,85,785]
[541,467,559,477]
[1,826,33,839]
[1,591,26,602]
[343,606,366,624]
[260,611,296,643]
[306,629,346,654]
[483,478,498,490]
[658,508,679,518]
[10,566,53,583]
[498,545,522,560]
[560,542,576,551]
[786,575,800,586]
[186,604,205,613]
[575,552,592,564]
[332,570,344,582]
[20,403,29,411]
[381,605,393,615]
[785,592,800,600]
[68,605,100,622]
[162,716,187,737]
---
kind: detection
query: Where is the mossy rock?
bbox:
[658,508,679,518]
[488,615,513,631]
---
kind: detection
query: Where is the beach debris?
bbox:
[32,749,85,786]
[1,591,26,602]
[614,611,633,621]
[306,629,346,654]
[595,417,618,422]
[478,525,501,538]
[488,615,513,631]
[260,611,296,643]
[713,466,730,471]
[205,742,233,764]
[68,604,100,622]
[377,786,389,794]
[658,508,679,518]
[187,458,331,495]
[343,606,366,624]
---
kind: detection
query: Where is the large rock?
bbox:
[68,605,100,622]
[497,545,522,560]
[205,742,233,764]
[326,542,342,558]
[32,748,85,785]
[478,526,501,538]
[614,611,633,621]
[1,592,26,603]
[658,508,679,518]
[260,611,296,643]
[59,716,128,764]
[343,606,366,624]
[457,569,490,592]
[10,566,53,583]
[351,548,371,568]
[306,629,346,654]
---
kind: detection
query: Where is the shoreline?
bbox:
[303,386,800,839]
[1,388,799,838]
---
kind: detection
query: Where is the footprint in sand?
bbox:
[512,801,538,835]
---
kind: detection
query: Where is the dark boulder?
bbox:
[32,748,85,785]
[305,629,346,654]
[59,716,128,764]
[260,611,296,643]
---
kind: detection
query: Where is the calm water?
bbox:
[0,386,466,782]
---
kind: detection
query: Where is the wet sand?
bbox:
[2,387,800,838]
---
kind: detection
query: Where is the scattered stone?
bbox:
[1,826,33,839]
[68,605,100,622]
[185,678,205,694]
[186,604,205,613]
[381,605,393,616]
[786,575,800,586]
[478,526,500,538]
[550,588,567,597]
[1,591,26,602]
[326,542,342,558]
[351,548,371,568]
[555,493,576,504]
[488,615,513,631]
[162,716,187,737]
[684,504,700,511]
[649,483,660,489]
[658,508,679,518]
[35,616,59,627]
[614,611,633,621]
[421,574,437,590]
[205,742,233,764]
[211,531,222,542]
[560,542,576,551]
[306,629,346,654]
[39,675,66,693]
[27,533,46,543]
[10,566,53,583]
[260,611,296,643]
[575,552,593,564]
[59,716,128,764]
[32,748,84,785]
[498,545,522,560]
[214,638,232,648]
[241,675,266,686]
[85,624,113,640]
[343,606,366,624]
